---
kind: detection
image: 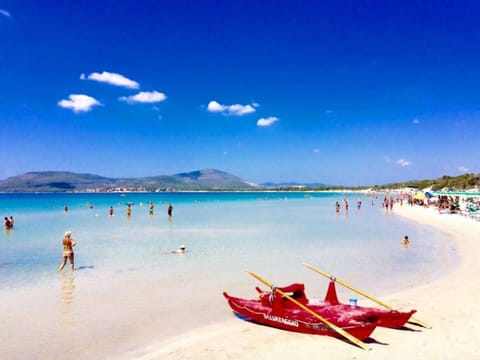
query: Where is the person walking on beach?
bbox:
[126,204,132,217]
[109,206,114,216]
[149,202,154,215]
[167,203,173,217]
[58,231,76,272]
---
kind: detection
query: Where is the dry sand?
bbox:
[121,205,480,360]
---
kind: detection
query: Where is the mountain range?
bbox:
[0,169,258,192]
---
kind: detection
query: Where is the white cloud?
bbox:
[207,100,224,112]
[207,100,256,116]
[413,118,420,125]
[58,94,101,113]
[458,166,469,173]
[313,148,320,154]
[81,71,139,89]
[325,109,335,115]
[119,91,167,104]
[396,159,412,167]
[0,9,11,17]
[257,116,279,127]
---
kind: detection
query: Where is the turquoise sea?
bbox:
[0,192,458,359]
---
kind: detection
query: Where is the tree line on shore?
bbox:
[271,173,480,192]
[370,173,480,192]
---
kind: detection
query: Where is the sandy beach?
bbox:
[124,205,480,360]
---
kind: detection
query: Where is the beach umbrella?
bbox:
[413,192,426,200]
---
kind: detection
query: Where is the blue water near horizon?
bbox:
[0,191,457,295]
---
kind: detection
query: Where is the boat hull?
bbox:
[223,292,377,341]
[308,299,416,329]
[311,280,416,328]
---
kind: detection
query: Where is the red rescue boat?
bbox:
[223,282,378,341]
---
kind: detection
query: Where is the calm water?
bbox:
[0,192,456,290]
[0,192,458,359]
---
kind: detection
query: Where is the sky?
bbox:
[1,0,479,186]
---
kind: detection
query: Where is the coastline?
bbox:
[123,205,480,360]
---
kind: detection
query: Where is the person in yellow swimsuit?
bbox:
[58,231,77,272]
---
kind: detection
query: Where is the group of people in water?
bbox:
[334,196,411,247]
[122,202,173,217]
[57,201,181,272]
[335,197,363,213]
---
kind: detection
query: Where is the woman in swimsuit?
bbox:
[58,231,77,272]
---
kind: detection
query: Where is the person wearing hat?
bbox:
[58,231,77,272]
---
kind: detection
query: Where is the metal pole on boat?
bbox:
[303,262,432,329]
[246,270,372,351]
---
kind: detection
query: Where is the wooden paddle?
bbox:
[303,262,432,329]
[246,270,372,350]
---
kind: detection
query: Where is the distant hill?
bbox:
[0,169,256,192]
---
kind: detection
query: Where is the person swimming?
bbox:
[173,245,186,254]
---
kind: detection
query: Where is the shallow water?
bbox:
[0,192,457,359]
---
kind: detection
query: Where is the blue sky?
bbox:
[1,1,479,186]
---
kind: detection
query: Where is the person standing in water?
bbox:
[4,217,12,229]
[167,203,173,217]
[58,231,76,272]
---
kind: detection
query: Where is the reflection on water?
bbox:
[4,228,13,236]
[60,272,75,305]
